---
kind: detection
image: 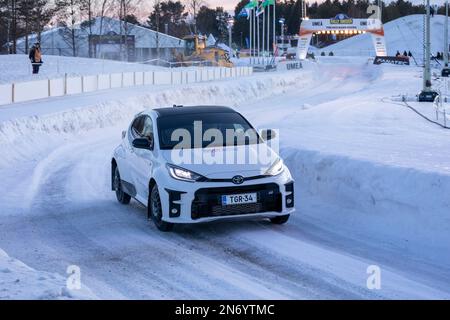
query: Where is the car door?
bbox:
[130,115,155,202]
[119,116,144,191]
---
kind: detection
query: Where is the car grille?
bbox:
[191,183,282,219]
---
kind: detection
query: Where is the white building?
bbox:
[16,17,185,62]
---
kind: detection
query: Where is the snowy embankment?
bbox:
[0,248,95,299]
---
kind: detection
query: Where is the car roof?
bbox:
[153,106,236,117]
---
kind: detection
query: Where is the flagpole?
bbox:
[267,5,270,62]
[253,8,256,65]
[263,6,265,65]
[273,1,276,59]
[247,10,252,64]
[257,13,260,63]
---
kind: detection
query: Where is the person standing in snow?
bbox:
[29,42,43,74]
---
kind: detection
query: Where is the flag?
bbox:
[262,0,275,7]
[256,4,264,16]
[244,0,258,19]
[244,0,258,9]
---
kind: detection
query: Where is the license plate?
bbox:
[221,193,257,206]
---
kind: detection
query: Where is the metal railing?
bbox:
[433,92,449,127]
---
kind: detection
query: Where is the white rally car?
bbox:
[111,106,295,231]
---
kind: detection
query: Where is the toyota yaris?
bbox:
[111,106,295,231]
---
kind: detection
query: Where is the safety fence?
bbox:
[0,66,253,106]
[433,93,450,128]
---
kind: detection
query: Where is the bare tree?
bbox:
[97,0,114,58]
[2,0,19,53]
[55,0,81,57]
[186,0,205,34]
[116,0,141,61]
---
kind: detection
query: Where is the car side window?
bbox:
[141,116,154,139]
[131,116,145,138]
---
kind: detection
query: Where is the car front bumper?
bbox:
[158,170,295,224]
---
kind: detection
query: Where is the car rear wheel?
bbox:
[114,167,131,205]
[270,215,290,225]
[149,184,174,232]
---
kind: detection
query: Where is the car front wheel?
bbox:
[149,184,174,232]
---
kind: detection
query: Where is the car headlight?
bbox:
[166,164,204,182]
[264,158,285,176]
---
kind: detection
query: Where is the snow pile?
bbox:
[0,54,164,85]
[282,147,450,266]
[0,248,95,299]
[320,14,448,60]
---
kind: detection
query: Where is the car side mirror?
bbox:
[132,136,154,151]
[261,129,277,141]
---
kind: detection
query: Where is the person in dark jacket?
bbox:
[29,42,43,74]
[408,51,412,57]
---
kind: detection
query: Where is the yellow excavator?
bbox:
[172,35,233,68]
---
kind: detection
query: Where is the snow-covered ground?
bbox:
[317,14,449,62]
[0,54,164,85]
[0,55,450,299]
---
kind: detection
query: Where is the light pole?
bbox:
[419,0,438,101]
[279,18,285,56]
[227,18,235,58]
[442,0,450,76]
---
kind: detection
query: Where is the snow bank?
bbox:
[0,248,95,299]
[282,147,450,266]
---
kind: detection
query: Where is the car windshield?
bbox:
[157,112,262,150]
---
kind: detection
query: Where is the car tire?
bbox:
[149,184,174,232]
[114,167,131,205]
[270,215,290,225]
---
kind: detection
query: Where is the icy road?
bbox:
[0,57,450,299]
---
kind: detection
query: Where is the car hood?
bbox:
[160,143,279,179]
